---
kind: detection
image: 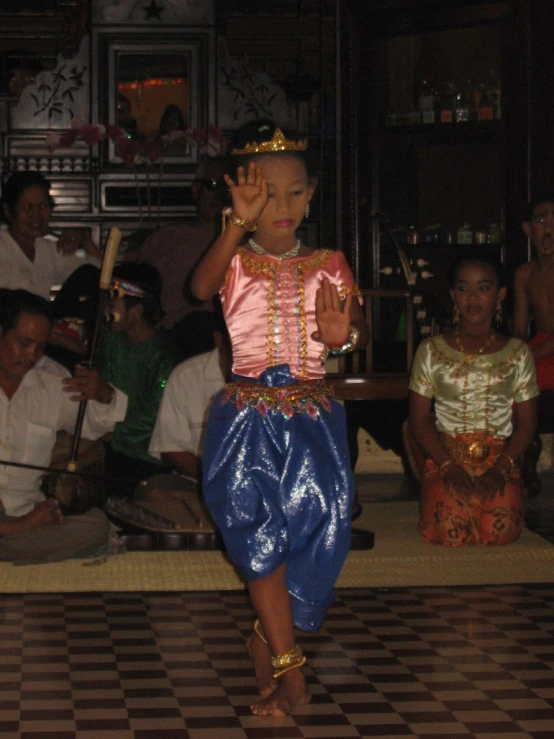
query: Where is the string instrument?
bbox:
[42,227,121,515]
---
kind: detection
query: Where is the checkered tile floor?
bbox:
[1,585,554,738]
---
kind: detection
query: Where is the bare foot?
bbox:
[246,629,278,697]
[250,669,311,717]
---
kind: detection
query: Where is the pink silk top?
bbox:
[220,247,362,380]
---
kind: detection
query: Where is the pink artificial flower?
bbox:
[106,125,127,142]
[208,124,223,139]
[58,128,79,147]
[77,124,103,146]
[117,137,141,168]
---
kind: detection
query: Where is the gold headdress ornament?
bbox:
[231,127,308,155]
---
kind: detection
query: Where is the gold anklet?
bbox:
[253,619,267,645]
[271,645,306,678]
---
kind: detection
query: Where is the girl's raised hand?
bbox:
[224,161,269,225]
[312,277,352,347]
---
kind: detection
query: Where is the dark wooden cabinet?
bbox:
[339,0,552,323]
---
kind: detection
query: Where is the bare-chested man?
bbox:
[513,197,554,390]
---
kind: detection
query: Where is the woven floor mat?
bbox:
[0,501,552,592]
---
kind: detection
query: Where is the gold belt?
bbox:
[441,435,500,465]
[223,379,333,419]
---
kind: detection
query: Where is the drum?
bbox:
[42,432,107,515]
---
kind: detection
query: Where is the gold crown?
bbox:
[231,127,308,155]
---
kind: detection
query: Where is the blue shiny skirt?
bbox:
[202,364,353,632]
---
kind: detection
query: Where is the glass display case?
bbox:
[339,0,531,330]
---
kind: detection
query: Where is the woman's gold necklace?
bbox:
[248,238,301,260]
[454,328,496,360]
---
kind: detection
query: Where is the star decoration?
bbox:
[143,0,165,20]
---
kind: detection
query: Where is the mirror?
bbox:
[93,28,214,166]
[116,52,190,156]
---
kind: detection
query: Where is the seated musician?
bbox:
[0,289,128,565]
[146,311,231,500]
[95,264,183,498]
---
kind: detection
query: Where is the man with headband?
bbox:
[96,263,183,498]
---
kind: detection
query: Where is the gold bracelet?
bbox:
[496,452,516,473]
[327,325,361,355]
[221,207,257,233]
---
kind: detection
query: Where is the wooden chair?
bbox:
[327,289,417,488]
[328,288,415,402]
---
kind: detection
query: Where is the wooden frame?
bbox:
[91,25,215,169]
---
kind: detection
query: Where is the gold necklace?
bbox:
[453,329,495,360]
[248,238,301,260]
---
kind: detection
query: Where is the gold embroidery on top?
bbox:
[236,248,359,376]
[426,336,533,436]
[238,247,332,273]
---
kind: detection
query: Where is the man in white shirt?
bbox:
[0,289,128,565]
[147,314,230,496]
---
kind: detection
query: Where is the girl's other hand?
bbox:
[442,463,474,500]
[473,468,506,502]
[313,277,352,346]
[225,161,268,224]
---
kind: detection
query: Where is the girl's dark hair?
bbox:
[227,119,316,178]
[0,171,54,223]
[158,104,186,136]
[447,255,506,288]
[112,262,163,326]
[0,288,53,333]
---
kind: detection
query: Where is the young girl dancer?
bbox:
[191,121,369,716]
[409,256,538,546]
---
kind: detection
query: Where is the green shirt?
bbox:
[96,330,182,464]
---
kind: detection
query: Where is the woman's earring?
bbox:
[452,306,461,327]
[495,300,503,327]
[305,203,310,219]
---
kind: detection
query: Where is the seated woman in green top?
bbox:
[408,256,538,546]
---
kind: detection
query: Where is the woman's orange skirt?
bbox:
[419,432,525,547]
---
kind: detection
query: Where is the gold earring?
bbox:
[452,306,460,327]
[495,300,503,327]
[305,203,310,218]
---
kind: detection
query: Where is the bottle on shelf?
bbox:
[423,224,441,244]
[457,223,473,244]
[406,225,421,245]
[439,82,457,123]
[418,78,437,124]
[455,91,469,123]
[488,70,502,120]
[477,86,493,121]
[487,223,502,244]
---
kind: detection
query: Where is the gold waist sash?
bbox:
[223,379,333,419]
[440,432,505,465]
